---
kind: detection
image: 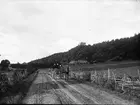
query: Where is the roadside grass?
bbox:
[0,70,38,104]
[85,81,140,105]
[70,74,140,104]
[67,78,140,105]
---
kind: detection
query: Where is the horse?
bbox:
[59,65,70,80]
[51,63,70,80]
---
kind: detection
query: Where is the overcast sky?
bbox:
[0,0,140,63]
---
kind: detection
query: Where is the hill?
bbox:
[29,33,140,68]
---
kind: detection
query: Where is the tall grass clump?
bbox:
[83,72,91,81]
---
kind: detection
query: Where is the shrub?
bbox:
[97,77,108,87]
[124,88,140,99]
[83,72,91,81]
[104,79,116,91]
[0,74,10,93]
[1,59,10,69]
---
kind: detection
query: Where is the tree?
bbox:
[0,59,10,70]
[29,33,140,67]
[79,42,86,46]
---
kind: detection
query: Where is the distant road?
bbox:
[22,69,136,105]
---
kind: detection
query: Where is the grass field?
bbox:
[70,61,140,78]
[68,61,140,103]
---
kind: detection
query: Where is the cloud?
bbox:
[16,2,43,19]
[56,38,79,50]
[11,25,30,33]
[0,0,140,63]
[0,32,21,63]
[35,38,79,57]
[45,38,79,54]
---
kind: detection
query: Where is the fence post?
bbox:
[138,69,140,81]
[121,74,126,92]
[108,68,110,80]
[112,70,116,89]
[123,74,126,82]
[112,70,116,81]
[103,71,106,78]
[90,71,93,81]
[122,83,124,91]
[95,70,97,83]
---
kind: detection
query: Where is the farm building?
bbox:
[69,60,77,64]
[77,60,89,64]
[69,60,89,65]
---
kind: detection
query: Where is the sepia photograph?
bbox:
[0,0,140,104]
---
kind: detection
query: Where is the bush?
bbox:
[124,88,140,99]
[1,59,10,69]
[0,74,11,93]
[12,69,27,84]
[97,77,108,87]
[83,72,91,81]
[104,79,116,91]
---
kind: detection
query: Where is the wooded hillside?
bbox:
[29,33,140,68]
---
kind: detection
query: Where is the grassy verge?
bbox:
[69,62,140,105]
[70,78,140,105]
[0,70,38,104]
[86,81,140,105]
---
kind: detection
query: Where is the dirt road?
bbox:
[22,69,136,104]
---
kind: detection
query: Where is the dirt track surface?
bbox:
[22,69,136,104]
